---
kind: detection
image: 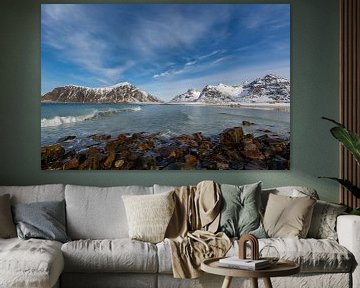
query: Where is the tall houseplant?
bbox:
[320,117,360,213]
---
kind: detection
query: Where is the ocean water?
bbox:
[41,103,290,146]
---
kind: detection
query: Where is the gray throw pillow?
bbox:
[0,194,17,238]
[307,200,347,240]
[12,200,70,243]
[218,182,266,238]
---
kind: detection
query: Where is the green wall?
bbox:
[0,0,340,202]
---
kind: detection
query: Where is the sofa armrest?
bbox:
[337,215,360,288]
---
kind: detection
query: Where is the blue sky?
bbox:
[41,4,290,101]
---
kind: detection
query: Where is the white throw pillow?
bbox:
[122,191,175,243]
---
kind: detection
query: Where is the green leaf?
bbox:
[319,177,360,198]
[322,117,360,165]
[330,126,360,165]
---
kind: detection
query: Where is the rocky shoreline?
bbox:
[41,125,290,170]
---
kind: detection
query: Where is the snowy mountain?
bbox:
[169,74,290,104]
[197,84,245,104]
[41,82,162,104]
[240,74,290,103]
[169,89,201,103]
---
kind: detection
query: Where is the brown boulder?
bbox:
[63,159,79,170]
[41,144,65,168]
[220,127,244,145]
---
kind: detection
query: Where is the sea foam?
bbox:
[41,106,141,128]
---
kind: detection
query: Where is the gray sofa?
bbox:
[0,184,359,288]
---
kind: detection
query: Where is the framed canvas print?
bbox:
[41,4,290,170]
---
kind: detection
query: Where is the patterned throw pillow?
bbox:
[307,200,347,240]
[218,182,266,238]
[263,193,316,238]
[0,194,16,238]
[122,191,175,243]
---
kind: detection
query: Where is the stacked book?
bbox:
[218,257,271,270]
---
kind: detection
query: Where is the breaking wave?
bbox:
[41,106,141,128]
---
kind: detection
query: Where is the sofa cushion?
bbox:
[261,186,319,213]
[218,182,266,238]
[230,238,353,273]
[61,239,158,273]
[65,185,153,239]
[263,193,316,238]
[0,238,64,288]
[12,200,70,243]
[0,194,16,238]
[122,191,175,243]
[0,184,65,204]
[263,238,353,273]
[307,200,347,240]
[158,237,353,274]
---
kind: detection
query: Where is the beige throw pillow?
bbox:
[263,193,316,238]
[0,194,17,238]
[122,191,175,243]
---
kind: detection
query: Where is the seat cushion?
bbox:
[0,238,64,288]
[65,185,153,239]
[62,239,158,273]
[228,238,354,273]
[157,238,354,274]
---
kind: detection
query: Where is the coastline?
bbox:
[42,101,290,109]
[41,126,290,170]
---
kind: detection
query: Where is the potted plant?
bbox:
[320,117,360,215]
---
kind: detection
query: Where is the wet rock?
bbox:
[241,149,265,160]
[41,126,290,170]
[220,127,244,145]
[242,121,254,126]
[175,135,199,148]
[41,144,65,168]
[117,134,129,142]
[200,160,217,170]
[169,148,184,159]
[57,136,76,143]
[114,159,125,169]
[193,132,204,142]
[199,141,213,150]
[137,143,153,151]
[184,154,198,168]
[63,159,79,170]
[242,142,264,160]
[104,141,118,168]
[92,134,111,141]
[258,129,272,133]
[217,162,230,170]
[79,147,100,170]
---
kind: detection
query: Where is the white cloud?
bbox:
[42,4,130,84]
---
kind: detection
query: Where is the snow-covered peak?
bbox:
[204,83,243,97]
[168,74,290,105]
[65,82,133,92]
[42,82,161,103]
[170,89,201,103]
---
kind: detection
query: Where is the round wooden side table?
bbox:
[201,257,300,288]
